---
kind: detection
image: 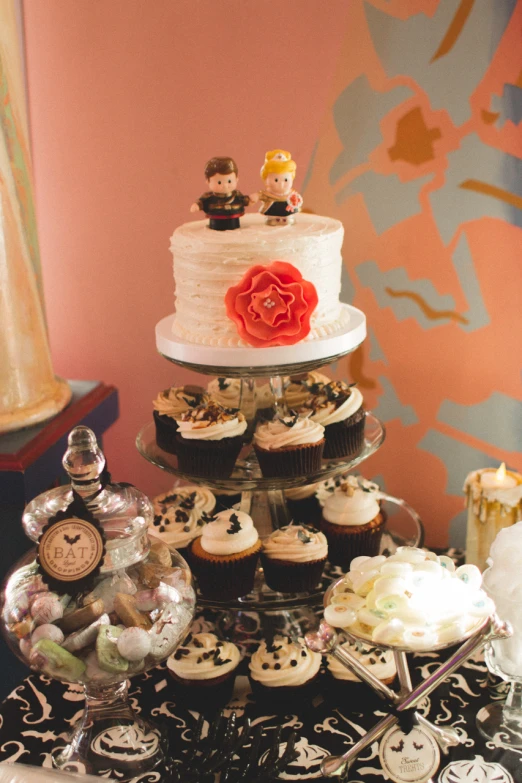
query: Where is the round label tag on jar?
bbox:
[37,493,106,593]
[379,725,440,783]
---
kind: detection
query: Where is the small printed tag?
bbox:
[37,492,106,593]
[379,725,440,783]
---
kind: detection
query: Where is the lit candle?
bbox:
[464,464,522,572]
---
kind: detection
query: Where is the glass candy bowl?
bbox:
[0,426,195,780]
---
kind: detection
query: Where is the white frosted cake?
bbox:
[169,213,350,348]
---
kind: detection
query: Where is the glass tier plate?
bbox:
[155,304,366,377]
[136,411,385,492]
[197,494,424,611]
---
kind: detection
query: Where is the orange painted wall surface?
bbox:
[23,1,522,547]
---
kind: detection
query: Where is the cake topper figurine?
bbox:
[190,156,257,231]
[257,150,303,226]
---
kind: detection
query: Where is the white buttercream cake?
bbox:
[169,213,349,347]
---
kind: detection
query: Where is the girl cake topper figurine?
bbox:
[258,149,303,226]
[190,156,258,231]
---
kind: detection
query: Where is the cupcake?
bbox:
[150,485,216,558]
[189,509,261,600]
[301,381,365,459]
[167,631,240,713]
[325,639,396,707]
[207,377,241,409]
[261,525,328,593]
[320,476,385,569]
[255,382,276,422]
[284,483,322,526]
[213,470,246,513]
[248,635,322,708]
[283,371,331,410]
[153,385,208,454]
[175,401,247,479]
[253,413,325,478]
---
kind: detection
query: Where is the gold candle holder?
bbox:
[464,464,522,572]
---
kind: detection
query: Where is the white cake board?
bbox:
[155,304,366,376]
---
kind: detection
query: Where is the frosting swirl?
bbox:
[327,640,396,682]
[153,386,208,419]
[151,486,216,549]
[177,401,247,441]
[303,383,363,426]
[283,371,331,409]
[200,509,259,556]
[167,632,240,680]
[254,416,324,450]
[262,525,327,563]
[207,377,242,409]
[249,636,321,686]
[322,476,380,527]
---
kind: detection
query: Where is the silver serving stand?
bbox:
[306,592,512,778]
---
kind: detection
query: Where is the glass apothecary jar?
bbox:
[1,426,195,780]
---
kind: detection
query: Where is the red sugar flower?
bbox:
[225,261,318,347]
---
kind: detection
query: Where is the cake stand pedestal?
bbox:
[305,615,512,779]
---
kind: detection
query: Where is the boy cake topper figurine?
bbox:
[257,149,303,226]
[190,156,257,231]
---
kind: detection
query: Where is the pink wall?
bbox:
[23,1,350,499]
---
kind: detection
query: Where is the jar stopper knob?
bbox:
[62,426,106,489]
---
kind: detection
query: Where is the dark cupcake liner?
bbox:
[168,668,237,714]
[254,440,324,478]
[320,514,385,570]
[323,407,366,459]
[153,410,180,454]
[260,554,326,593]
[285,494,323,527]
[189,545,261,601]
[175,434,243,478]
[248,671,321,710]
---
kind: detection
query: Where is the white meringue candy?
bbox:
[372,618,405,645]
[373,576,409,598]
[31,624,65,646]
[358,607,388,628]
[324,603,357,628]
[393,547,427,565]
[402,626,439,650]
[375,594,410,614]
[469,593,495,618]
[436,618,470,645]
[117,627,152,661]
[357,555,387,572]
[350,555,371,571]
[30,593,64,626]
[438,555,456,572]
[351,569,380,596]
[379,561,413,578]
[455,564,482,590]
[330,592,365,610]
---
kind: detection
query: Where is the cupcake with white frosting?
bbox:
[284,483,322,526]
[320,476,385,568]
[261,525,328,593]
[301,381,365,459]
[326,639,396,705]
[189,509,261,600]
[248,635,322,706]
[153,385,208,454]
[207,377,241,409]
[175,400,247,478]
[150,485,216,556]
[167,631,240,712]
[253,413,325,477]
[283,371,331,409]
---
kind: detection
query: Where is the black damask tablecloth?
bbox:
[0,636,520,783]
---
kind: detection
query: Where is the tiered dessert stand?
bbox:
[137,306,422,634]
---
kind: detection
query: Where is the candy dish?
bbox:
[322,548,494,653]
[0,427,195,781]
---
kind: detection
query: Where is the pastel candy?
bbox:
[96,625,129,673]
[116,627,152,661]
[113,593,152,629]
[402,626,438,650]
[62,613,110,652]
[147,540,172,566]
[324,604,357,628]
[31,593,63,626]
[31,624,65,646]
[373,576,409,598]
[60,598,105,633]
[330,593,365,610]
[30,639,86,682]
[455,564,482,590]
[379,561,413,578]
[134,584,181,612]
[86,572,137,613]
[372,618,405,645]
